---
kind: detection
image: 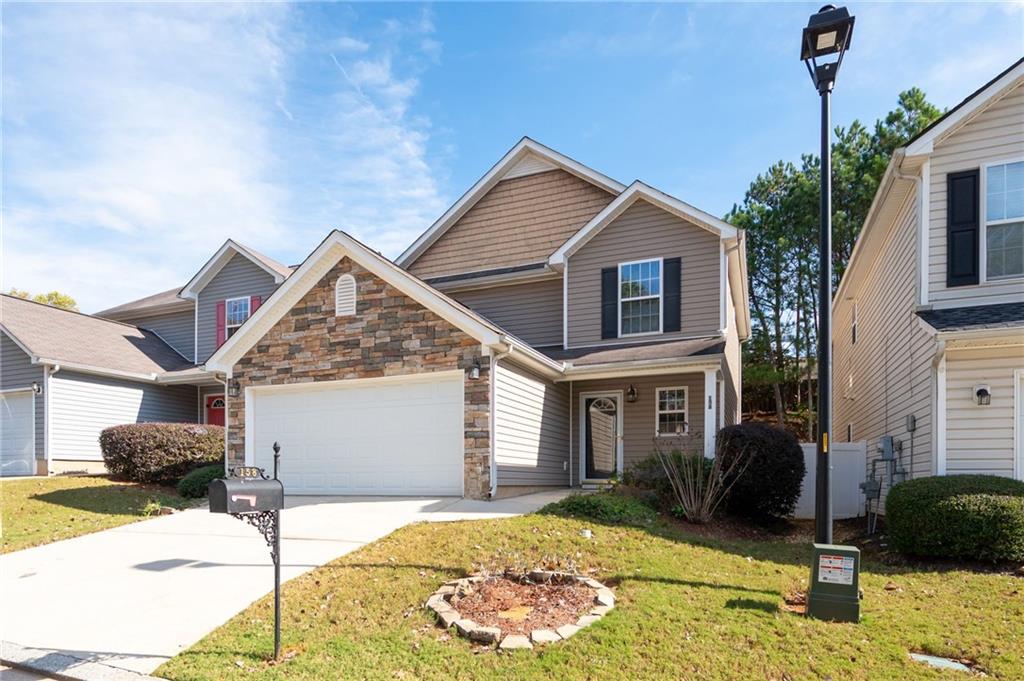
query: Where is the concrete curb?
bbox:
[0,642,164,681]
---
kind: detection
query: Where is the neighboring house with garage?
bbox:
[833,58,1024,507]
[205,138,749,499]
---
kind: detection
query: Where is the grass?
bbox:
[0,475,193,553]
[158,511,1024,680]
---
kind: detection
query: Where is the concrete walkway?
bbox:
[0,490,570,679]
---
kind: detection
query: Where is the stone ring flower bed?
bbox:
[425,570,615,651]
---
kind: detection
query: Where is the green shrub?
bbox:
[100,423,224,484]
[625,450,714,508]
[539,491,657,525]
[886,475,1024,562]
[178,464,225,498]
[717,423,805,519]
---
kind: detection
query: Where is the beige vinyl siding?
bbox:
[1,332,45,462]
[928,82,1024,307]
[722,280,742,426]
[570,372,706,477]
[567,199,721,348]
[409,170,615,279]
[945,344,1024,478]
[451,278,563,347]
[494,360,570,486]
[833,189,937,510]
[196,253,280,363]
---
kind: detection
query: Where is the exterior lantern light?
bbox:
[974,385,991,406]
[626,384,638,403]
[227,379,240,398]
[31,382,41,395]
[800,4,862,624]
[468,360,481,381]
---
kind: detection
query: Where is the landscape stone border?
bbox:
[425,571,615,651]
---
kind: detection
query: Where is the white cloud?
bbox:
[331,36,370,53]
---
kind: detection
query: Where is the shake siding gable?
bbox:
[451,279,563,347]
[197,253,280,362]
[567,199,721,347]
[494,361,570,486]
[1,332,45,462]
[408,169,615,279]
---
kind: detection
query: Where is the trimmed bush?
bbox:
[100,423,224,484]
[717,423,805,519]
[178,464,225,498]
[886,475,1024,562]
[539,491,657,525]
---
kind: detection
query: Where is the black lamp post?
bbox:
[801,4,854,546]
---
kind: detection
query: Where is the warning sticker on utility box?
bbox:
[818,554,855,585]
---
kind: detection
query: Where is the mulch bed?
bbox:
[450,576,596,636]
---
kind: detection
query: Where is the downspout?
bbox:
[44,364,60,475]
[488,341,514,499]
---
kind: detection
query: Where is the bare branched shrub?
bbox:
[651,435,752,523]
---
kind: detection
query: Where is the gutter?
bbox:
[488,342,515,498]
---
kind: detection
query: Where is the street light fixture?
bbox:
[800,4,861,623]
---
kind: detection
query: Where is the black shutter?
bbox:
[663,257,681,333]
[947,169,980,287]
[600,267,618,339]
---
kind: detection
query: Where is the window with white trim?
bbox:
[335,274,356,316]
[224,297,250,339]
[851,301,858,345]
[620,259,661,336]
[655,386,688,436]
[985,160,1024,280]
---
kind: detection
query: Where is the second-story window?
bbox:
[985,160,1023,280]
[619,259,662,336]
[225,297,250,338]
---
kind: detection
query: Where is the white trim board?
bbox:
[179,239,289,300]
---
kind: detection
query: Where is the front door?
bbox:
[206,395,226,426]
[583,394,620,480]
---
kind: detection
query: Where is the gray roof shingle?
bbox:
[917,302,1024,332]
[540,336,724,366]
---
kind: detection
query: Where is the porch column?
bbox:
[704,368,718,458]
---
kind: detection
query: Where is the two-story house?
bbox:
[1,138,749,499]
[834,59,1024,507]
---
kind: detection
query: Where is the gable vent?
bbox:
[335,274,356,316]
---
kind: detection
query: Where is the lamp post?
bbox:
[801,5,862,623]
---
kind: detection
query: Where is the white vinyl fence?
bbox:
[793,442,867,519]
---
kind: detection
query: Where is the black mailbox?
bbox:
[209,477,284,514]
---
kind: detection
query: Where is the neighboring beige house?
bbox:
[206,138,750,499]
[834,59,1024,507]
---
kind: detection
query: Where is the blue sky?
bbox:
[2,2,1021,313]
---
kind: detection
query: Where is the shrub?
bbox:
[650,438,752,524]
[100,423,224,484]
[886,475,1024,562]
[717,423,805,519]
[539,491,657,525]
[177,464,225,498]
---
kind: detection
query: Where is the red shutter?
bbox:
[215,300,226,347]
[250,295,262,313]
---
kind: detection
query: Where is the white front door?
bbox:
[1,390,35,477]
[248,372,464,495]
[579,392,623,481]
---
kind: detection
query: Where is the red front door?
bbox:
[206,395,226,426]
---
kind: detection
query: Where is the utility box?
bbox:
[807,544,861,622]
[209,477,284,514]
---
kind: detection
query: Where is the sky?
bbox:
[2,2,1022,313]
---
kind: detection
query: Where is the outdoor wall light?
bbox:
[974,385,991,406]
[626,384,638,403]
[468,361,481,381]
[228,379,240,398]
[31,382,41,395]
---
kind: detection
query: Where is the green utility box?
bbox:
[807,544,861,622]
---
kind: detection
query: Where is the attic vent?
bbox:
[335,274,356,316]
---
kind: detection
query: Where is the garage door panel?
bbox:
[251,375,464,495]
[1,391,35,477]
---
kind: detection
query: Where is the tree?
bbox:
[8,288,79,311]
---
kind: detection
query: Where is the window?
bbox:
[335,274,356,316]
[851,302,858,345]
[846,423,853,442]
[620,259,661,336]
[985,160,1024,280]
[656,386,688,436]
[224,297,250,338]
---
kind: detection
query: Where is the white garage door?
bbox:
[1,390,35,477]
[249,373,464,495]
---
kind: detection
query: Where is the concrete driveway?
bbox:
[0,490,570,679]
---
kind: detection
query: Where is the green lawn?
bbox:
[1,475,193,553]
[159,512,1023,680]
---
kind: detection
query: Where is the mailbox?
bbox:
[209,477,284,514]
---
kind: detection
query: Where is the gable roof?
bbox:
[179,239,292,300]
[204,230,564,378]
[1,294,193,380]
[396,137,626,269]
[905,57,1024,156]
[96,286,191,320]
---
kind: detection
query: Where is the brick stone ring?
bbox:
[425,571,615,651]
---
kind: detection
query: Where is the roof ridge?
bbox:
[1,293,145,331]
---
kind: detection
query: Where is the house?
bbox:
[0,241,292,476]
[1,138,750,499]
[833,58,1024,507]
[206,139,749,499]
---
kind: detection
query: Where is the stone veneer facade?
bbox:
[226,257,492,499]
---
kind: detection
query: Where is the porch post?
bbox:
[703,369,718,458]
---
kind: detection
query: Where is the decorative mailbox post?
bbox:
[209,443,284,659]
